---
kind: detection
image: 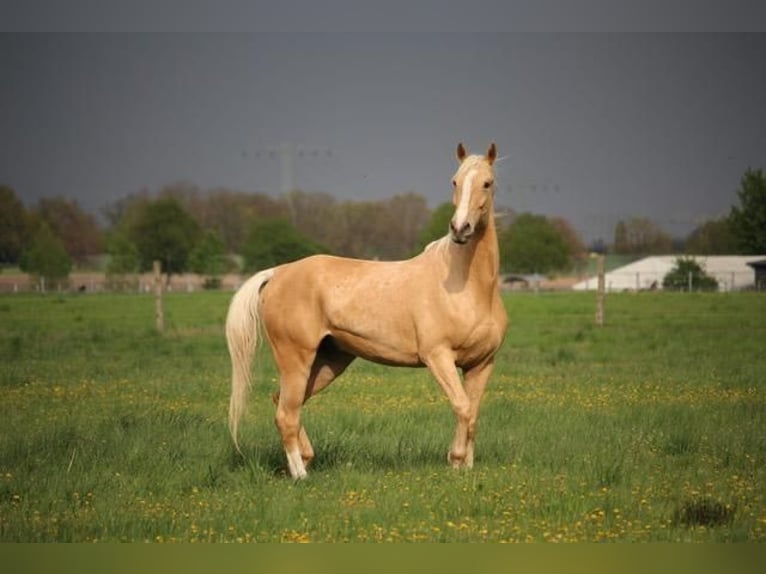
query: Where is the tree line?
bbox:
[610,169,766,257]
[1,167,764,288]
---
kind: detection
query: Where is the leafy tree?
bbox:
[415,202,454,252]
[242,219,325,272]
[550,216,587,261]
[382,193,430,257]
[199,189,264,252]
[159,183,291,252]
[685,217,736,254]
[330,201,377,258]
[105,231,141,290]
[612,217,673,255]
[106,232,140,274]
[499,213,570,274]
[189,230,227,288]
[729,168,766,254]
[103,189,153,232]
[287,190,341,248]
[35,196,103,265]
[0,185,31,264]
[337,200,409,260]
[270,191,429,261]
[19,222,72,289]
[662,257,718,291]
[130,197,202,276]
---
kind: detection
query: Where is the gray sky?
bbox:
[1,32,765,243]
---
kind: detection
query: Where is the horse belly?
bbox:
[331,330,422,367]
[321,273,423,366]
[327,297,422,366]
[329,315,423,367]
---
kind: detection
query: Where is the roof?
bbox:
[572,255,766,292]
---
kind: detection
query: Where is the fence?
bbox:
[0,272,245,295]
[2,270,762,295]
[574,269,762,293]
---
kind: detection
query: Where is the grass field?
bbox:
[0,290,764,542]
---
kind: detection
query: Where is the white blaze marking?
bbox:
[454,169,476,228]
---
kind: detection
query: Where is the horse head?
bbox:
[449,142,497,244]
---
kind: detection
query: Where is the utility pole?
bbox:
[595,253,605,327]
[279,142,293,196]
[254,142,335,194]
[254,142,335,225]
[153,260,164,333]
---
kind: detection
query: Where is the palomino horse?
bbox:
[226,142,508,479]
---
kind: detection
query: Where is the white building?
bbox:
[573,255,766,292]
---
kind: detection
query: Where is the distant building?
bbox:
[502,273,545,291]
[746,259,766,291]
[573,255,766,292]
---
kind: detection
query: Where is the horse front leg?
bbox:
[425,351,472,468]
[461,359,496,468]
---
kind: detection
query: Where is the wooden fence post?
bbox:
[595,254,605,327]
[154,260,164,333]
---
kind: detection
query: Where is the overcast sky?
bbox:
[1,32,764,242]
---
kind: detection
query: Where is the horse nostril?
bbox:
[449,219,472,243]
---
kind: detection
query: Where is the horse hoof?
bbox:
[448,452,466,468]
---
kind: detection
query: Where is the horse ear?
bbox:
[486,142,497,165]
[456,142,467,163]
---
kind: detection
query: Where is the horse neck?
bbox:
[444,211,500,292]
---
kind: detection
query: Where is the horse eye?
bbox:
[483,180,493,189]
[452,180,456,187]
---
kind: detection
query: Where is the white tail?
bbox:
[226,268,275,452]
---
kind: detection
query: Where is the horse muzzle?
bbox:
[449,219,473,244]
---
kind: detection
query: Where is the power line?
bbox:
[253,142,336,195]
[251,141,337,225]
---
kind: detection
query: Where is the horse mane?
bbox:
[423,236,449,254]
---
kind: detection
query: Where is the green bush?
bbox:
[242,218,326,272]
[662,257,718,291]
[19,223,72,290]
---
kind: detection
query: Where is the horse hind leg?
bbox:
[299,345,355,469]
[271,400,318,469]
[272,391,316,467]
[273,339,354,477]
[274,369,310,479]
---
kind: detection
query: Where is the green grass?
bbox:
[0,290,764,542]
